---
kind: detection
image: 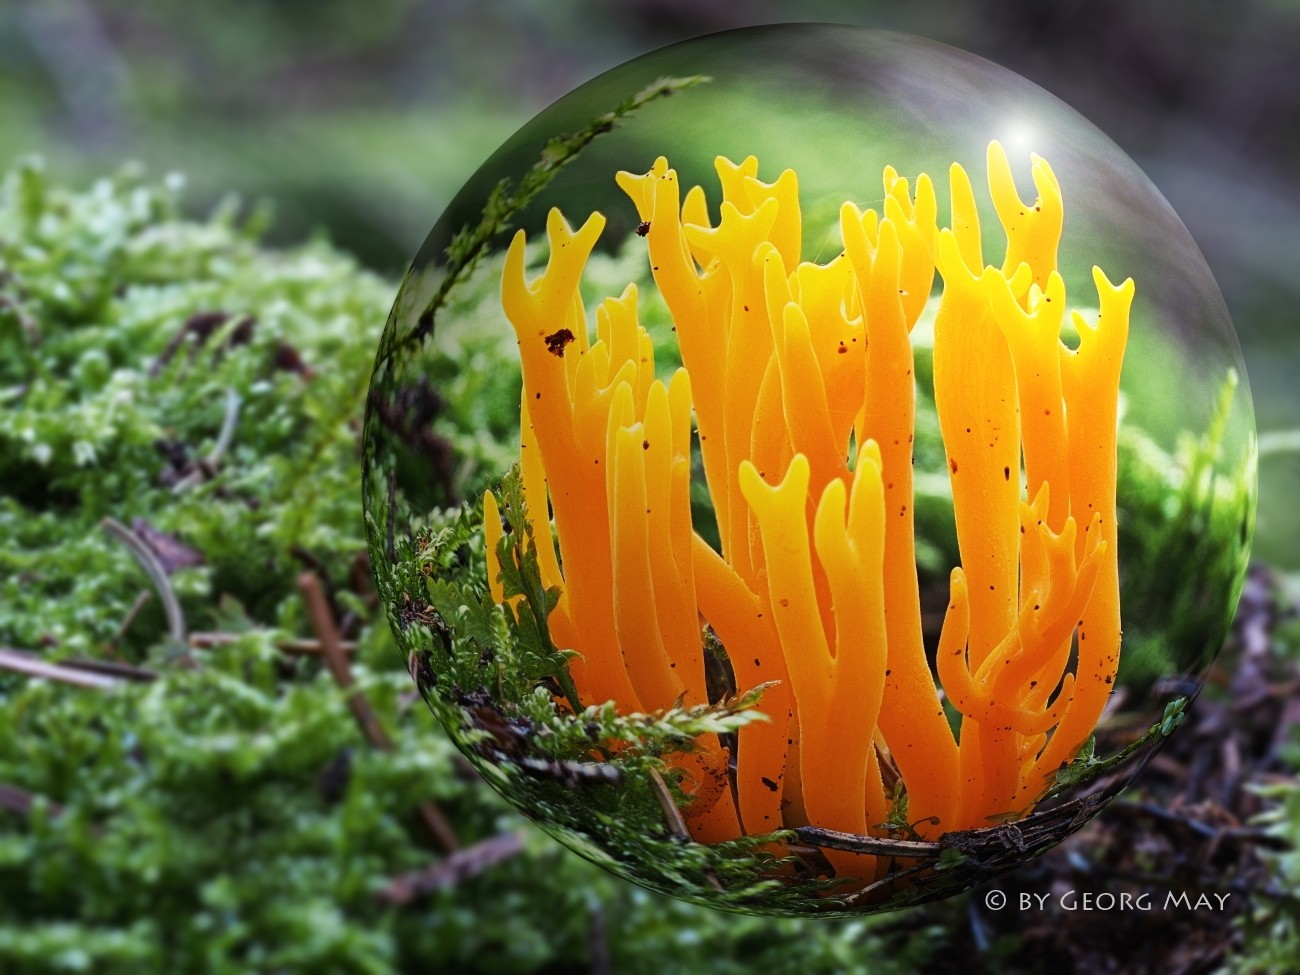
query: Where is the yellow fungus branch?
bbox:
[484,141,1129,892]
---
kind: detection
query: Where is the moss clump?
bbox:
[0,159,944,974]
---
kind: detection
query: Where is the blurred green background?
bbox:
[2,0,1291,561]
[2,0,1292,559]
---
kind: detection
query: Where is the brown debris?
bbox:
[150,311,256,378]
[935,564,1300,974]
[366,377,457,502]
[544,328,575,357]
[131,518,205,573]
[271,340,313,378]
[298,572,459,854]
[377,831,527,907]
[453,686,622,788]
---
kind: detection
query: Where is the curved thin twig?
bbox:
[794,825,942,858]
[101,517,187,647]
[173,388,241,492]
[0,648,123,689]
[647,767,722,891]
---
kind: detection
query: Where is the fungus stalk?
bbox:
[483,141,1131,880]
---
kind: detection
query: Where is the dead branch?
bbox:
[105,589,153,656]
[189,630,357,656]
[0,648,127,689]
[588,898,612,975]
[647,767,691,841]
[291,546,343,626]
[377,831,526,906]
[299,572,390,748]
[842,858,941,908]
[298,571,459,854]
[58,656,157,683]
[795,825,944,859]
[647,767,722,891]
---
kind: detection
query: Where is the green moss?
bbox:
[0,159,945,973]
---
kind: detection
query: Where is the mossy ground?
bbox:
[0,145,1272,970]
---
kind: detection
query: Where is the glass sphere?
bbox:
[363,25,1255,916]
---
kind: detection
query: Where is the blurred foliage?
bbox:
[1237,777,1300,972]
[0,159,383,651]
[2,0,1293,559]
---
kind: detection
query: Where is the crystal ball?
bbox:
[363,25,1255,915]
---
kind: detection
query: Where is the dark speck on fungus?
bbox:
[544,328,575,357]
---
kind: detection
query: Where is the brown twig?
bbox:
[0,647,156,684]
[795,825,944,859]
[299,573,390,747]
[291,546,344,626]
[54,655,156,683]
[189,630,357,656]
[0,783,58,818]
[647,767,691,839]
[647,767,722,891]
[297,572,459,853]
[377,830,526,906]
[841,858,943,908]
[105,589,152,657]
[588,898,612,975]
[0,648,126,689]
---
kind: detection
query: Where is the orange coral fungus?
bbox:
[484,142,1131,878]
